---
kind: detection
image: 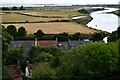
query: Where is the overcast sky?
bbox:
[1,0,120,4]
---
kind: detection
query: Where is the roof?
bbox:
[37,40,57,46]
[9,41,35,48]
[6,65,22,78]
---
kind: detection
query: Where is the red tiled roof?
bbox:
[6,65,22,78]
[37,40,57,46]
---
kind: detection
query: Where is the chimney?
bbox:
[56,37,58,47]
[35,38,37,46]
[68,39,71,50]
[56,37,58,42]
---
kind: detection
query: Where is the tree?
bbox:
[29,46,61,63]
[34,29,45,38]
[108,31,117,42]
[2,7,10,10]
[18,27,26,37]
[108,26,120,42]
[28,46,63,68]
[2,66,13,80]
[78,9,90,14]
[5,47,24,65]
[118,39,120,68]
[91,32,105,42]
[59,32,69,37]
[20,6,24,10]
[32,65,56,79]
[12,6,18,10]
[56,32,69,42]
[6,25,17,37]
[57,42,118,79]
[34,52,54,63]
[71,32,82,40]
[117,26,120,39]
[2,27,12,65]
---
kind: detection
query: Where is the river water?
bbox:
[87,8,119,33]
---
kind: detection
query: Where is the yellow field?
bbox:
[3,22,96,34]
[2,13,67,22]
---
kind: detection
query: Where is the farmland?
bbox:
[2,6,98,34]
[2,13,67,22]
[3,22,96,34]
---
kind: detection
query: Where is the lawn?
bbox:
[3,22,96,34]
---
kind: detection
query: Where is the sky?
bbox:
[1,0,120,5]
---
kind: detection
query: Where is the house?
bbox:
[8,39,93,55]
[57,39,93,50]
[37,40,57,47]
[57,42,70,50]
[9,41,35,57]
[9,41,35,48]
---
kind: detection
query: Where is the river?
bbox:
[87,8,119,33]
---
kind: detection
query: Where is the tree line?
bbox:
[1,6,25,10]
[5,25,120,42]
[3,25,110,42]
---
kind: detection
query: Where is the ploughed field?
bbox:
[3,22,96,34]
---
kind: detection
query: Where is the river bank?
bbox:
[108,10,120,16]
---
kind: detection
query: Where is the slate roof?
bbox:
[8,40,93,51]
[58,40,93,50]
[9,41,35,48]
